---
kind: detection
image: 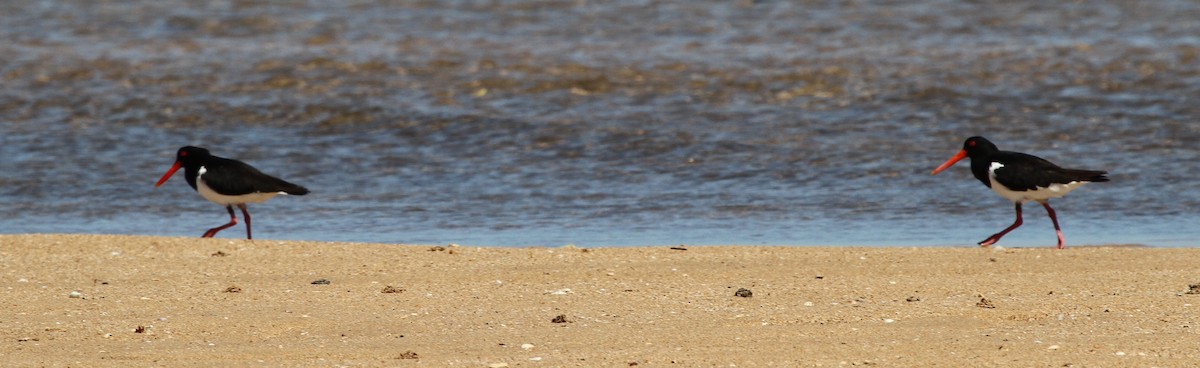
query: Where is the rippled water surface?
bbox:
[2,1,1199,246]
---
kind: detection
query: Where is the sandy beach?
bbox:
[2,234,1198,366]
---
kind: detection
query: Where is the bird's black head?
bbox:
[175,146,212,167]
[931,136,1001,176]
[961,136,999,158]
[156,146,213,188]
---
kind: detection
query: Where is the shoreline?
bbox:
[2,234,1198,366]
[0,232,1168,249]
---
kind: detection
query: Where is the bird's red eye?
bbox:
[967,140,976,147]
[180,151,188,157]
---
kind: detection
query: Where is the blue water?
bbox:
[2,1,1199,246]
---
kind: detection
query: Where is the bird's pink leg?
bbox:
[979,203,1023,247]
[238,204,252,240]
[202,205,238,238]
[1039,200,1065,249]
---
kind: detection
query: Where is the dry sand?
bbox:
[2,234,1199,367]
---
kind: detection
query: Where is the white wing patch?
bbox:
[987,161,1087,202]
[196,165,286,205]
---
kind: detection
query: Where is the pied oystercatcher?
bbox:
[155,146,309,239]
[930,136,1108,249]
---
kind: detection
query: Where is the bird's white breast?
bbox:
[987,162,1087,203]
[196,166,285,205]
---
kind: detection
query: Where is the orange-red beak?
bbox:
[930,149,967,175]
[155,161,182,187]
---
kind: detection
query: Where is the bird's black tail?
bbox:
[261,175,309,195]
[282,183,310,196]
[1067,169,1109,183]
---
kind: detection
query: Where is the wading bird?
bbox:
[931,136,1107,249]
[155,146,309,239]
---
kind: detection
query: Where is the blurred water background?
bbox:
[2,1,1198,246]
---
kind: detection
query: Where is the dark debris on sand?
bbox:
[977,297,996,309]
[1186,283,1200,295]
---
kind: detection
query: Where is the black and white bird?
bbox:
[930,136,1108,249]
[155,146,309,239]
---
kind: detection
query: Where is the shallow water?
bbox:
[2,1,1199,246]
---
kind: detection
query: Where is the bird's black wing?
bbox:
[992,152,1107,191]
[203,158,310,196]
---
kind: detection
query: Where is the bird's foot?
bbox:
[978,237,1001,247]
[202,227,227,238]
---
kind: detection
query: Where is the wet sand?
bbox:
[2,234,1198,366]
